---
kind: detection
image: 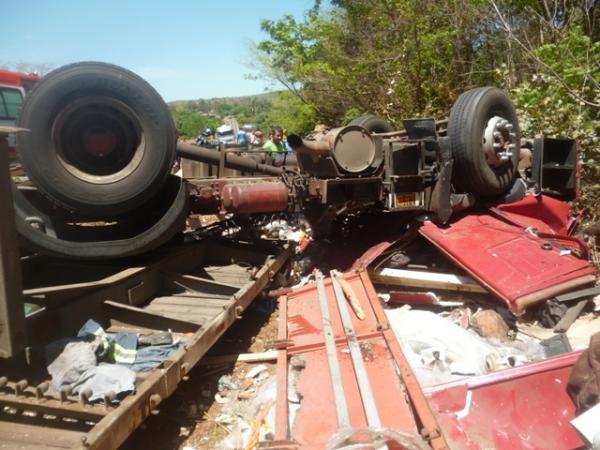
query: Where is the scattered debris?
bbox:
[214,394,231,404]
[537,299,570,328]
[386,308,504,386]
[571,403,600,448]
[245,364,269,379]
[471,309,511,342]
[199,350,278,366]
[216,376,277,449]
[217,375,239,392]
[331,269,365,320]
[540,333,573,357]
[385,290,464,307]
[555,300,590,333]
[594,295,600,312]
[372,267,487,293]
[44,319,186,403]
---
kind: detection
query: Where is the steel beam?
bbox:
[0,129,25,358]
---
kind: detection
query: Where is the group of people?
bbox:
[240,126,291,152]
[194,125,291,153]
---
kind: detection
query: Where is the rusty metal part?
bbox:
[0,237,291,449]
[221,181,289,214]
[188,177,289,216]
[0,131,26,358]
[14,379,28,396]
[307,176,383,206]
[275,270,449,449]
[35,381,49,399]
[278,270,444,448]
[79,388,93,405]
[177,142,284,176]
[275,295,290,441]
[60,386,73,403]
[315,271,351,428]
[288,125,380,174]
[330,273,380,426]
[359,270,448,450]
[0,388,106,421]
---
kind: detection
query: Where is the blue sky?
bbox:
[2,0,317,102]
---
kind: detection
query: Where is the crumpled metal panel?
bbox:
[419,195,596,313]
[425,351,584,450]
[279,272,432,448]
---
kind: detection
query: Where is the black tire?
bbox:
[14,176,188,260]
[448,87,520,196]
[17,62,176,216]
[348,115,394,133]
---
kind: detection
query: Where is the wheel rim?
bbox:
[482,115,517,168]
[51,96,145,184]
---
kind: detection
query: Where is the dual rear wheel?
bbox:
[351,87,520,197]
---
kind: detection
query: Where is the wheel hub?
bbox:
[52,96,145,184]
[482,116,517,167]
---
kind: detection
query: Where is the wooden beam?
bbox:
[371,267,487,293]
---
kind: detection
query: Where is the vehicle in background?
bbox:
[0,69,41,159]
[194,127,213,146]
[216,124,236,144]
[216,118,239,144]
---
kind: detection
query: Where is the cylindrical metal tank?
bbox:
[288,125,381,175]
[221,182,289,214]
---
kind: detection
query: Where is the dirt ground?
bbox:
[121,301,280,450]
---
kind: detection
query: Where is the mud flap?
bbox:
[429,159,453,224]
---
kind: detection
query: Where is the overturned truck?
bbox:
[11,62,578,259]
[1,62,593,449]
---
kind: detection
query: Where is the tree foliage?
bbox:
[169,91,315,138]
[253,0,599,188]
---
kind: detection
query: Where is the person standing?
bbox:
[262,126,285,153]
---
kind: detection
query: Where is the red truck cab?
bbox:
[0,69,40,160]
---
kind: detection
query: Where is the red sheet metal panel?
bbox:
[419,197,596,313]
[495,194,574,235]
[286,274,382,351]
[280,272,432,448]
[425,352,584,450]
[278,267,587,449]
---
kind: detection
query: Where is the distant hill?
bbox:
[168,90,316,138]
[169,91,278,107]
[168,92,279,119]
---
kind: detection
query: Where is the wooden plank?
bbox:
[371,267,487,293]
[104,300,201,333]
[0,420,84,449]
[150,313,209,325]
[204,265,251,283]
[150,296,230,308]
[144,307,219,323]
[554,299,589,333]
[199,350,279,366]
[162,272,238,295]
[171,292,231,300]
[145,302,224,314]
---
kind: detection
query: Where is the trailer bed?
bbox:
[0,237,291,449]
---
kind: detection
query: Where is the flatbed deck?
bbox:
[0,237,291,449]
